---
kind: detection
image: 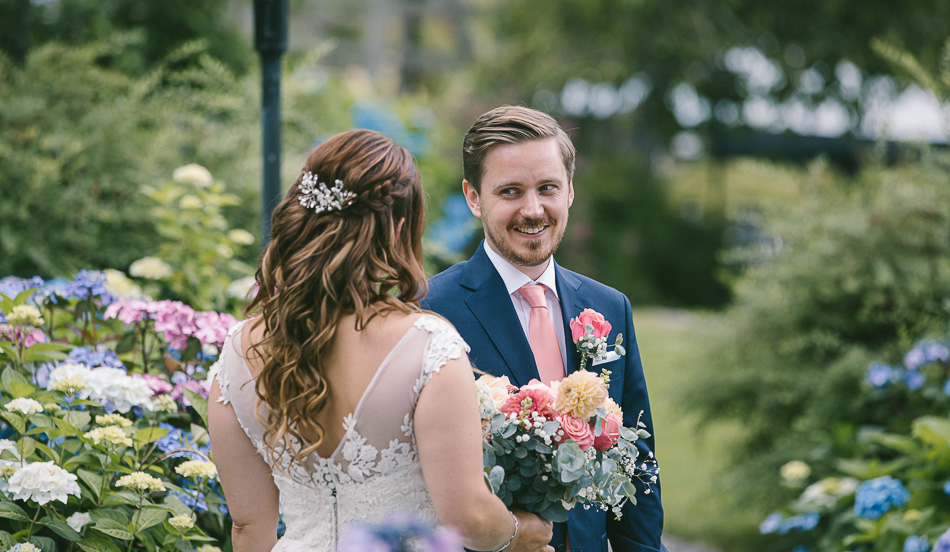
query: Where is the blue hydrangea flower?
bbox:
[904,535,931,552]
[775,512,820,534]
[903,369,926,391]
[934,528,950,552]
[943,378,950,397]
[759,512,783,534]
[854,475,910,520]
[792,547,813,552]
[867,362,898,388]
[31,277,71,305]
[0,275,45,298]
[67,347,125,370]
[155,423,208,460]
[943,481,950,496]
[66,270,115,305]
[905,340,950,370]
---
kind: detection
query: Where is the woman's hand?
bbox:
[507,510,554,552]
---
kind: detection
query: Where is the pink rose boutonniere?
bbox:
[569,308,626,373]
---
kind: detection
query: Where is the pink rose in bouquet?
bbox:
[592,413,622,452]
[555,413,594,450]
[570,308,612,342]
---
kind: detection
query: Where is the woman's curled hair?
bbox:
[247,129,427,463]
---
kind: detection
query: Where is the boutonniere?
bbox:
[570,309,626,380]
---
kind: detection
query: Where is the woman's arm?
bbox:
[208,380,280,552]
[415,356,553,552]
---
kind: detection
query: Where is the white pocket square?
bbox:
[592,350,621,366]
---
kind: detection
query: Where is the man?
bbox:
[422,105,664,552]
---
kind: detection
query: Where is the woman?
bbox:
[208,129,553,552]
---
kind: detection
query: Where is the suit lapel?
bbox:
[461,244,539,386]
[555,263,589,376]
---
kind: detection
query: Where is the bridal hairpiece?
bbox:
[297,171,356,213]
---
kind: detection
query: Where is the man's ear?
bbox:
[462,179,482,218]
[568,180,574,208]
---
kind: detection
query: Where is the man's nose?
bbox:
[520,192,544,218]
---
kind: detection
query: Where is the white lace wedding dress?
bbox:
[212,314,469,552]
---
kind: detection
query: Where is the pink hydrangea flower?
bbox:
[193,311,238,345]
[133,373,174,394]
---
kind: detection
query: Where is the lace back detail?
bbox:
[214,314,468,551]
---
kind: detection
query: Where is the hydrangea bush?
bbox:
[0,272,237,552]
[758,328,950,552]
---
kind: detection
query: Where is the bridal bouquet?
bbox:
[476,371,658,522]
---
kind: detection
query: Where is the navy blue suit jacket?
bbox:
[421,242,663,552]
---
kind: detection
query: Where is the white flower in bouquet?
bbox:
[175,460,217,480]
[169,514,195,531]
[84,426,133,448]
[7,461,81,505]
[129,256,173,280]
[116,472,165,493]
[66,511,92,532]
[474,379,498,420]
[5,398,44,415]
[47,363,91,394]
[85,367,154,413]
[172,163,213,188]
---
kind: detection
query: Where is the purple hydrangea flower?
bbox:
[905,340,950,370]
[67,347,125,370]
[934,528,950,552]
[904,535,931,552]
[759,512,783,534]
[66,270,115,305]
[854,476,910,520]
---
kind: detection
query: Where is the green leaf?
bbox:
[0,502,31,522]
[39,515,83,541]
[65,411,92,429]
[90,508,130,526]
[16,435,37,459]
[7,380,36,398]
[93,518,134,540]
[32,440,60,463]
[183,388,209,426]
[0,342,18,363]
[30,536,57,552]
[78,469,104,500]
[0,530,16,549]
[103,490,142,506]
[913,416,950,447]
[115,331,136,355]
[133,427,169,448]
[131,507,168,532]
[23,347,70,363]
[76,535,124,552]
[0,411,25,434]
[2,367,30,392]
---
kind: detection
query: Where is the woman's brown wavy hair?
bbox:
[247,129,427,463]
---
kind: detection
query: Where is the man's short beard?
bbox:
[484,214,568,269]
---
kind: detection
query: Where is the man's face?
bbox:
[463,137,574,276]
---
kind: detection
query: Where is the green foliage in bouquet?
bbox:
[0,275,239,552]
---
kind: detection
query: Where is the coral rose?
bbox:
[501,388,557,420]
[555,414,594,451]
[592,413,622,452]
[570,308,612,342]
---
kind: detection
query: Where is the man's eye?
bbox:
[539,184,557,192]
[500,188,518,196]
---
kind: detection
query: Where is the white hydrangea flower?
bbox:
[95,414,132,427]
[66,511,93,532]
[129,256,173,280]
[196,546,222,552]
[85,367,154,413]
[116,472,165,493]
[179,195,202,210]
[84,426,133,448]
[5,398,44,415]
[46,363,92,393]
[8,305,44,327]
[227,229,255,246]
[103,269,144,299]
[0,439,21,495]
[175,460,217,480]
[172,163,213,188]
[7,461,81,505]
[169,514,194,531]
[226,275,256,300]
[8,543,42,552]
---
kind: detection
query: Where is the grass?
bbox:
[633,308,764,549]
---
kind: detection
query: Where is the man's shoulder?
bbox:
[559,264,630,305]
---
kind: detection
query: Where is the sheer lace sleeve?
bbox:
[209,319,249,406]
[412,315,471,398]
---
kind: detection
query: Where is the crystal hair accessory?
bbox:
[297,171,357,213]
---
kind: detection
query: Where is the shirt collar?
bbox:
[484,241,560,299]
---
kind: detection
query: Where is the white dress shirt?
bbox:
[484,243,568,371]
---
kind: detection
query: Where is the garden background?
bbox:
[1,1,949,551]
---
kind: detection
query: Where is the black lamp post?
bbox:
[254,0,288,246]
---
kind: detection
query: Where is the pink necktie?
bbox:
[518,284,565,385]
